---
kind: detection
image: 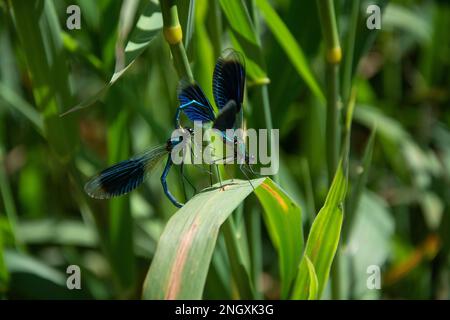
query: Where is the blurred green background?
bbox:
[0,0,449,299]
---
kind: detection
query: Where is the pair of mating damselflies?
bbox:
[85,49,255,208]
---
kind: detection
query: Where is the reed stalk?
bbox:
[317,0,342,300]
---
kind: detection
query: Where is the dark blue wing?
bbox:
[212,100,238,133]
[213,49,246,112]
[177,80,215,124]
[85,145,168,199]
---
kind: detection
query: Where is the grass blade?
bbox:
[142,177,303,299]
[63,0,163,114]
[343,127,376,241]
[220,0,268,83]
[255,0,325,102]
[143,179,263,299]
[254,178,303,299]
[0,84,44,135]
[305,256,318,300]
[221,217,255,299]
[291,161,347,299]
[11,0,77,158]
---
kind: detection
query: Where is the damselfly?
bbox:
[85,127,194,208]
[175,49,256,176]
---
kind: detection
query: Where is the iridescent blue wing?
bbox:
[213,49,246,112]
[177,79,215,124]
[85,145,168,199]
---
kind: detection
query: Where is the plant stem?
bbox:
[325,63,340,180]
[251,0,278,184]
[210,0,223,58]
[160,0,196,202]
[317,0,342,300]
[341,0,360,106]
[160,0,194,81]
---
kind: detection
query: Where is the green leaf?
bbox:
[254,178,303,299]
[16,220,97,247]
[219,0,258,45]
[221,218,254,299]
[4,250,89,299]
[178,0,196,50]
[383,4,432,44]
[0,83,44,135]
[11,0,77,158]
[142,178,303,299]
[344,127,376,241]
[220,0,268,83]
[291,162,346,299]
[4,250,65,286]
[255,0,324,102]
[305,256,318,300]
[63,0,163,114]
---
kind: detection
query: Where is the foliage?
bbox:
[0,0,449,300]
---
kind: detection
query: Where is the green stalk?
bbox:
[316,0,342,299]
[160,0,195,202]
[341,0,360,106]
[301,158,316,229]
[160,0,194,81]
[210,0,223,58]
[251,0,278,184]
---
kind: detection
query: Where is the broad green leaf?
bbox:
[142,178,303,299]
[255,0,324,102]
[143,179,263,299]
[254,178,303,299]
[305,256,318,300]
[291,163,346,299]
[63,0,163,114]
